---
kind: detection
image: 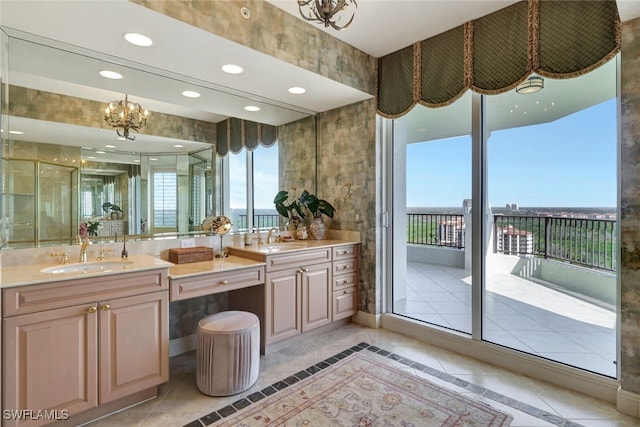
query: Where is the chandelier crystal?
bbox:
[104,94,149,140]
[297,0,357,30]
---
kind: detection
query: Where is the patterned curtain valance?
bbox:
[215,118,278,157]
[377,0,621,118]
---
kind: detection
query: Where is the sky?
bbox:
[406,98,617,208]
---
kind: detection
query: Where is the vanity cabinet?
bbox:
[2,269,169,427]
[264,261,332,345]
[227,242,360,354]
[332,245,359,321]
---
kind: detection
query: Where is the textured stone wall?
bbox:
[316,99,377,313]
[278,116,317,196]
[131,0,376,95]
[620,17,640,395]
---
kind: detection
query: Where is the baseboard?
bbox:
[353,310,381,329]
[169,334,196,357]
[381,313,620,405]
[617,387,640,417]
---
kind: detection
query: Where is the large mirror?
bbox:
[1,30,317,248]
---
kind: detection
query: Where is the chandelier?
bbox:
[104,94,149,140]
[297,0,358,30]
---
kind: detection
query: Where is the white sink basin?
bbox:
[262,242,309,252]
[41,260,133,274]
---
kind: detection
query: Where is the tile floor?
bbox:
[395,261,617,377]
[85,324,637,427]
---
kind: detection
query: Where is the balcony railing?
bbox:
[406,212,617,272]
[237,214,280,230]
[494,215,617,272]
[407,213,465,249]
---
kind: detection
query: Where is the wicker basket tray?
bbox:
[168,247,214,264]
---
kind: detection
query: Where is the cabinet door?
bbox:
[265,269,301,344]
[3,304,98,426]
[99,291,169,404]
[333,287,357,321]
[301,263,332,332]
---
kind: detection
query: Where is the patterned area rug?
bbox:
[198,346,513,426]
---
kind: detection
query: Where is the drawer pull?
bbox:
[338,250,352,256]
[220,279,229,285]
[299,267,309,273]
[87,306,97,314]
[343,290,352,295]
[100,304,111,312]
[340,265,351,270]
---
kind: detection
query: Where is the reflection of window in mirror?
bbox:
[152,170,177,232]
[224,142,280,232]
[228,152,247,230]
[253,144,279,229]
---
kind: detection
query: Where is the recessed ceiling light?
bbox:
[288,86,306,95]
[150,158,158,161]
[133,159,141,163]
[116,137,127,141]
[123,33,153,47]
[173,144,184,148]
[105,145,116,148]
[181,90,201,98]
[87,156,96,159]
[99,70,123,80]
[221,64,244,74]
[96,150,105,154]
[9,130,23,135]
[244,105,260,112]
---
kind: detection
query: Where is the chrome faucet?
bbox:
[79,237,89,263]
[266,227,279,244]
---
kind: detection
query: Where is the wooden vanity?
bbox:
[0,255,172,427]
[0,239,359,425]
[226,240,360,354]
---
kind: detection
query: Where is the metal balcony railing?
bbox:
[407,213,465,249]
[406,212,617,272]
[237,214,281,230]
[494,215,617,272]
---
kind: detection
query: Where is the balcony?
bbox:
[396,212,617,377]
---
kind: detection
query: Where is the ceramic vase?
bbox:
[309,217,326,240]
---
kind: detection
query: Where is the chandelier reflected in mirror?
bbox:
[104,94,149,140]
[297,0,358,30]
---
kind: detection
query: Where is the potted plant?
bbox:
[102,202,123,219]
[274,189,335,240]
[274,190,305,232]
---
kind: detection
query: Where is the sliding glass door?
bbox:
[391,92,473,334]
[483,61,618,376]
[388,58,618,377]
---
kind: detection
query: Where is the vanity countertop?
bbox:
[0,254,173,288]
[168,255,265,279]
[227,239,360,256]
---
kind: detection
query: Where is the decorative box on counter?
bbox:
[168,246,214,264]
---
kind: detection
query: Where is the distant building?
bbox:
[496,224,533,254]
[438,217,465,248]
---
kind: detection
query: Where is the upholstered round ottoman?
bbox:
[196,311,260,396]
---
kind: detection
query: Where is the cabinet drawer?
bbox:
[170,265,264,301]
[266,248,331,272]
[333,258,357,275]
[333,245,358,260]
[3,269,168,317]
[333,272,357,291]
[332,286,357,321]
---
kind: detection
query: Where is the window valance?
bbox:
[377,0,621,118]
[215,117,278,157]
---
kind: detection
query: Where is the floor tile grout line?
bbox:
[183,342,586,427]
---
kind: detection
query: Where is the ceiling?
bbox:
[268,1,640,58]
[1,0,638,154]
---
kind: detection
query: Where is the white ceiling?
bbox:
[268,0,640,58]
[1,0,638,155]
